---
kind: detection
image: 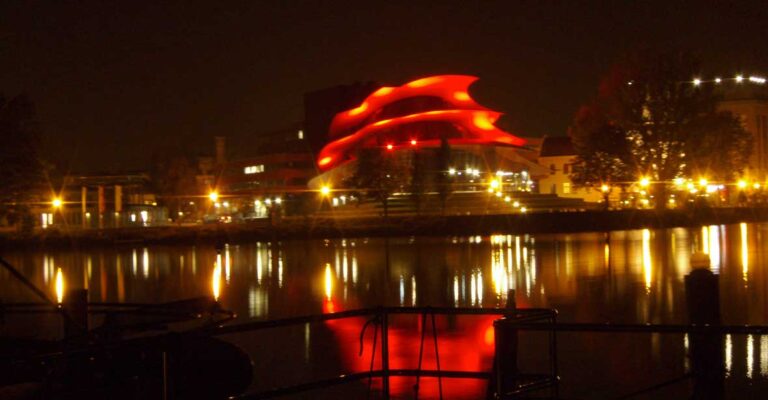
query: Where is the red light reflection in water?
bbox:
[324,304,497,398]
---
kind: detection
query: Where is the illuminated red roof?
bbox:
[317,75,526,170]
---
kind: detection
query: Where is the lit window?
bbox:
[563,182,571,194]
[244,165,265,174]
[298,130,304,140]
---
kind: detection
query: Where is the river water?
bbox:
[3,223,768,398]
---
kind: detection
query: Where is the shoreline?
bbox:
[2,207,768,249]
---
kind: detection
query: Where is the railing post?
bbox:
[381,308,390,399]
[685,254,724,400]
[492,289,518,398]
[62,288,88,341]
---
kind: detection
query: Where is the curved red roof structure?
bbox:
[317,75,526,170]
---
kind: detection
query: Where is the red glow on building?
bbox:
[316,75,527,170]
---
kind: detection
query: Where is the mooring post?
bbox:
[63,288,88,340]
[685,253,724,400]
[491,289,519,397]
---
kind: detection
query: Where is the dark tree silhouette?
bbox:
[569,50,752,209]
[150,148,198,220]
[345,147,402,219]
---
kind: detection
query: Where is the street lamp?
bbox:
[52,197,62,209]
[600,184,610,193]
[320,185,331,196]
[208,191,219,202]
[738,180,747,189]
[639,177,650,188]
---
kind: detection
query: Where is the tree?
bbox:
[345,147,402,219]
[0,95,44,229]
[409,149,429,214]
[434,136,453,214]
[569,50,752,209]
[150,149,198,220]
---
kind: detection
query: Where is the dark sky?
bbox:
[2,1,767,173]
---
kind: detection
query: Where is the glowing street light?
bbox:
[698,178,708,187]
[410,139,417,146]
[51,197,62,208]
[209,191,219,202]
[320,185,331,196]
[754,183,761,190]
[693,78,701,86]
[639,177,650,188]
[489,179,500,189]
[736,75,744,83]
[738,180,748,189]
[386,144,394,151]
[600,184,610,193]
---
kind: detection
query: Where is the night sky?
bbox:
[2,1,767,173]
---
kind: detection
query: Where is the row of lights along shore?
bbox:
[690,74,766,86]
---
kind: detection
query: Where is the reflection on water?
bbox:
[7,223,768,324]
[7,223,768,395]
[55,267,64,303]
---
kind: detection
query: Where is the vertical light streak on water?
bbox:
[684,333,690,372]
[399,275,405,306]
[87,255,93,281]
[565,236,573,278]
[43,254,50,283]
[55,268,64,304]
[478,271,484,304]
[351,250,358,285]
[142,248,149,279]
[642,229,652,292]
[267,245,273,277]
[709,225,721,273]
[453,276,459,306]
[741,223,749,284]
[470,273,477,306]
[278,249,284,288]
[530,248,537,287]
[116,256,124,301]
[191,248,197,275]
[462,275,467,302]
[324,263,332,301]
[673,229,690,277]
[604,243,610,269]
[748,334,755,379]
[515,236,521,270]
[411,276,416,306]
[342,248,348,283]
[132,249,137,276]
[256,247,263,284]
[212,261,221,301]
[702,226,709,254]
[304,323,311,362]
[761,335,768,377]
[225,245,231,284]
[725,334,733,376]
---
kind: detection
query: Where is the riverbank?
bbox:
[3,207,768,249]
